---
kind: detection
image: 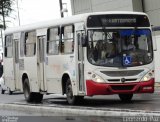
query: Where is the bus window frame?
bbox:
[61,24,75,54]
[47,27,60,55]
[24,30,36,57]
[4,35,13,58]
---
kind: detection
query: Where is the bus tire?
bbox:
[35,93,43,103]
[1,89,5,94]
[66,78,81,105]
[119,94,133,102]
[23,78,34,102]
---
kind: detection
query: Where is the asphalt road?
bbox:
[1,88,160,112]
[1,88,160,122]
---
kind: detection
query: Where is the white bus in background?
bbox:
[3,11,155,104]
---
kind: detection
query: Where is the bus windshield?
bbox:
[87,29,153,67]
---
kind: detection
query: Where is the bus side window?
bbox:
[4,35,13,58]
[24,31,36,57]
[61,25,74,54]
[47,27,60,55]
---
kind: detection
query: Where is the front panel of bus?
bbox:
[84,14,154,96]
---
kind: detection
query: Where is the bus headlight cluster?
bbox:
[141,71,154,82]
[91,74,105,83]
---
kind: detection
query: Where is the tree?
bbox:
[0,0,13,30]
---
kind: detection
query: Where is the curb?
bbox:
[0,103,160,116]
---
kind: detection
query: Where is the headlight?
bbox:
[141,70,154,82]
[91,73,105,83]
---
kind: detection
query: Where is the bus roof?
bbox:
[5,11,148,35]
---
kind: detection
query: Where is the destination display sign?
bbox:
[101,18,136,25]
[87,14,150,27]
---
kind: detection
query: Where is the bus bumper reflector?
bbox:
[143,86,152,90]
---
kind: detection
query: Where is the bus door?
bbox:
[4,35,16,91]
[37,36,47,91]
[13,39,20,90]
[77,31,85,93]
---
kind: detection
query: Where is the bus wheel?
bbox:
[66,79,79,105]
[1,89,5,94]
[119,94,133,102]
[35,93,43,103]
[23,78,34,102]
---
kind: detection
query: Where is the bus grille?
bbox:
[101,70,144,77]
[111,85,135,91]
[108,78,137,82]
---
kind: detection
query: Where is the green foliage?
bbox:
[0,0,14,29]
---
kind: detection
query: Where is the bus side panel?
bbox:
[46,54,77,95]
[4,58,15,91]
[19,70,24,92]
[24,57,39,92]
[46,55,63,94]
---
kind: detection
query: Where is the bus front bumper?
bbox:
[86,79,154,96]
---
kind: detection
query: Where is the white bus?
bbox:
[3,11,155,104]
